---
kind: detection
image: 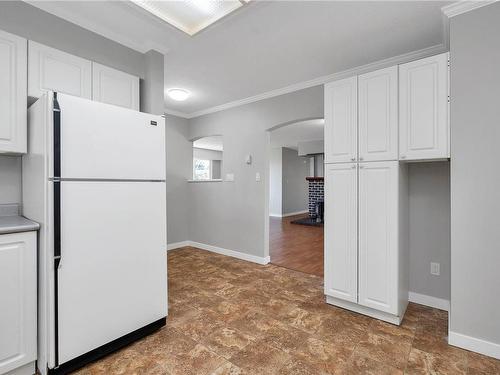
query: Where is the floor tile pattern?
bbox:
[74,247,499,374]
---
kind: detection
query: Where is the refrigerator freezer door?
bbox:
[56,181,167,365]
[54,93,165,180]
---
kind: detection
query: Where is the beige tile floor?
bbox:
[74,247,500,374]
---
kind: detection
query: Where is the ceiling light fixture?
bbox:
[167,88,190,101]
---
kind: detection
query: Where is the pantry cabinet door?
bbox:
[399,53,449,161]
[28,41,92,99]
[0,29,27,154]
[92,63,140,110]
[324,77,358,163]
[358,161,398,314]
[358,66,398,162]
[324,163,358,302]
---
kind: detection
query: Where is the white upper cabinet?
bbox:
[0,232,37,374]
[324,76,358,163]
[0,29,27,154]
[358,161,398,314]
[92,63,140,110]
[399,52,449,161]
[324,163,358,302]
[358,66,398,162]
[28,41,92,99]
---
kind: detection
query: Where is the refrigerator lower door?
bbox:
[56,180,167,365]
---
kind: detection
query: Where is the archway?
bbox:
[265,117,325,277]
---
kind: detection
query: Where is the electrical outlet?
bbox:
[430,262,440,276]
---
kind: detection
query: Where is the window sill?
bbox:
[187,179,223,183]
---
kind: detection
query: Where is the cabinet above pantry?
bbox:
[325,52,450,163]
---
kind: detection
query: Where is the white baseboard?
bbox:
[167,240,270,265]
[326,296,402,325]
[449,331,500,360]
[408,292,450,311]
[166,241,190,251]
[190,241,270,265]
[270,210,309,218]
[283,210,309,217]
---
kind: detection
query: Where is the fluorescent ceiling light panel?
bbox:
[132,0,247,36]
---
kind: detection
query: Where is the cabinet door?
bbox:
[399,53,449,160]
[0,232,37,374]
[359,66,398,162]
[324,77,358,163]
[28,41,92,99]
[92,63,140,110]
[0,29,27,154]
[358,161,398,314]
[324,163,358,302]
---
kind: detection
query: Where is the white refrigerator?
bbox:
[22,92,167,375]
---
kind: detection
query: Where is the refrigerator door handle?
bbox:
[53,92,62,367]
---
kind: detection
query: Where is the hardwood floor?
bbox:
[270,213,324,277]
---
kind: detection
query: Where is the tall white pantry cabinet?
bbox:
[324,52,449,324]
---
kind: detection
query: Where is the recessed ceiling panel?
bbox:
[131,0,245,35]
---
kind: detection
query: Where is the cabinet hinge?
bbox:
[447,95,450,103]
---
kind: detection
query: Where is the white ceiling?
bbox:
[270,119,324,150]
[193,135,223,151]
[27,1,451,117]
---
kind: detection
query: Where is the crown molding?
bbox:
[442,1,498,18]
[163,108,191,119]
[166,43,447,119]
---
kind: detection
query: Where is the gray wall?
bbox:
[193,148,223,161]
[282,148,309,215]
[298,140,324,156]
[450,3,500,346]
[408,162,450,300]
[0,2,164,207]
[269,148,283,216]
[0,1,144,77]
[165,115,192,244]
[0,156,22,205]
[188,86,324,257]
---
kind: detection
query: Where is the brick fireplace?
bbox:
[306,177,324,218]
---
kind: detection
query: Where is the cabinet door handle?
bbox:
[359,157,364,161]
[351,157,356,161]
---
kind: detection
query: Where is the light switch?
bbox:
[225,173,235,182]
[255,172,261,182]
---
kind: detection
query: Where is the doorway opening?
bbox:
[268,119,325,277]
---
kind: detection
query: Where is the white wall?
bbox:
[450,2,500,355]
[282,148,309,215]
[165,115,192,245]
[269,148,283,217]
